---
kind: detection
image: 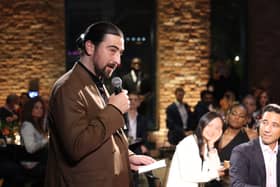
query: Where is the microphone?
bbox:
[111,77,122,94]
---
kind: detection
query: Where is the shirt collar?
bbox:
[259,137,278,154]
[78,61,104,86]
[175,100,183,106]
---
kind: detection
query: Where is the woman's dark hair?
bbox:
[194,111,223,160]
[257,89,270,109]
[22,96,46,134]
[76,21,124,54]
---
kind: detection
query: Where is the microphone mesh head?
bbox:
[111,77,122,88]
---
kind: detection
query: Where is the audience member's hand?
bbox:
[218,167,225,177]
[129,154,156,171]
[207,130,222,148]
[6,114,18,123]
[108,90,129,114]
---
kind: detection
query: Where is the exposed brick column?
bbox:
[151,0,211,148]
[0,0,65,104]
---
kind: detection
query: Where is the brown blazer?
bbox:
[45,63,132,187]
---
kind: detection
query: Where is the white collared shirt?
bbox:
[127,113,137,140]
[175,101,188,129]
[259,137,278,187]
[130,70,141,92]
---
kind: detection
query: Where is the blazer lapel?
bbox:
[277,146,280,187]
[83,85,106,108]
[254,139,266,186]
[173,103,184,126]
[136,115,141,137]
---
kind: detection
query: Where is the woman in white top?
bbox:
[167,111,225,187]
[20,96,48,186]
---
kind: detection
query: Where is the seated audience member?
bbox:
[217,90,237,120]
[166,87,193,145]
[122,57,154,126]
[250,86,263,99]
[125,92,155,187]
[193,90,215,129]
[219,104,258,162]
[0,94,19,125]
[167,112,225,187]
[17,92,30,123]
[125,92,149,155]
[230,104,280,187]
[242,94,258,129]
[254,89,270,120]
[20,96,49,186]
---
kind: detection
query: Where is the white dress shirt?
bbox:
[175,101,188,129]
[127,113,137,140]
[259,137,278,187]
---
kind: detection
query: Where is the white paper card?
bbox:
[138,159,166,174]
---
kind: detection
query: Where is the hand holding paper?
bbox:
[138,159,166,174]
[129,154,156,171]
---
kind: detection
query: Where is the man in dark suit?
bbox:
[230,104,280,187]
[122,57,149,95]
[193,90,214,129]
[166,87,193,145]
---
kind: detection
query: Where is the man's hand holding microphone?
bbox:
[108,77,130,114]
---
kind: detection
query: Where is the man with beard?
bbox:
[45,22,155,187]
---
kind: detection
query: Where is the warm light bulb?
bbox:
[234,56,240,61]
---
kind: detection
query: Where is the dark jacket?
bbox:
[230,138,280,187]
[124,113,148,154]
[166,102,193,145]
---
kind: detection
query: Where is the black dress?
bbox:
[206,130,250,187]
[218,130,250,161]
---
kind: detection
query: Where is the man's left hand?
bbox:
[129,154,156,171]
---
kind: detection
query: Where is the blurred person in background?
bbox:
[17,92,30,123]
[0,94,19,125]
[125,92,149,155]
[166,87,193,145]
[124,92,154,187]
[193,90,215,129]
[217,90,237,120]
[242,94,258,129]
[254,89,270,120]
[122,57,149,95]
[20,96,49,187]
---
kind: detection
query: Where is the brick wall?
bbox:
[0,0,211,151]
[0,0,65,105]
[152,0,211,148]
